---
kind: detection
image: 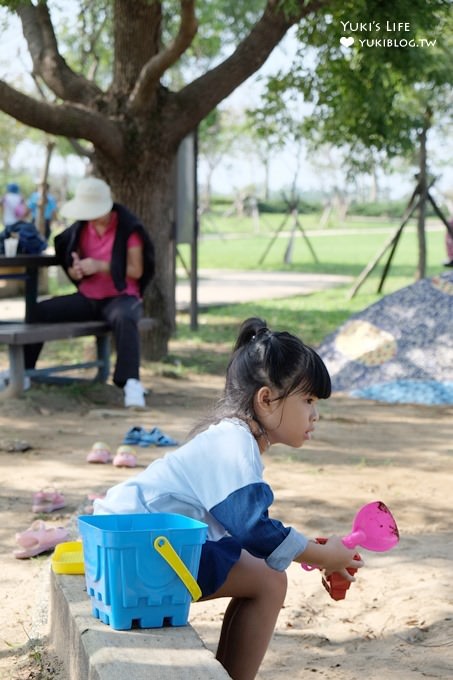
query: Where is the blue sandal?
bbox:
[123,426,147,445]
[123,426,179,447]
[141,427,179,447]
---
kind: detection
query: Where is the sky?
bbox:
[0,6,452,205]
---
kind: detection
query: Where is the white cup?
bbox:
[4,237,19,257]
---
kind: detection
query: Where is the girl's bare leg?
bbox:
[201,550,287,680]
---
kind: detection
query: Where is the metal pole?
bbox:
[190,129,199,331]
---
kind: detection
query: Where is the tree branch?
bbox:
[167,0,328,140]
[16,0,103,106]
[68,138,95,160]
[127,0,198,114]
[0,80,124,162]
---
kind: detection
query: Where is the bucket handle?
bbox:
[153,536,202,602]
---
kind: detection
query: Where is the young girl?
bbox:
[95,317,363,680]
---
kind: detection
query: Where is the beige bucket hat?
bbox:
[61,177,113,220]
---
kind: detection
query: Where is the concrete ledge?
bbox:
[50,572,230,679]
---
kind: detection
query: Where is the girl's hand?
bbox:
[297,535,364,582]
[321,535,364,581]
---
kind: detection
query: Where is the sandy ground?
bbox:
[0,370,452,679]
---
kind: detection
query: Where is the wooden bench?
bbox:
[0,317,157,398]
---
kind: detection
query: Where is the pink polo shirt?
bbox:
[78,212,142,300]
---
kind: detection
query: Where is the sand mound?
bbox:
[318,272,453,404]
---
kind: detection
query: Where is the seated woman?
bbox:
[24,177,155,409]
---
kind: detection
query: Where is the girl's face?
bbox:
[257,388,320,449]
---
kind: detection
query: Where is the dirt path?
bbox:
[1,373,452,679]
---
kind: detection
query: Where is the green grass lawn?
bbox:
[199,209,408,236]
[180,221,443,276]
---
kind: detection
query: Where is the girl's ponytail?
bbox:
[233,317,268,351]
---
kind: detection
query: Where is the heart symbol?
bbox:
[340,36,354,47]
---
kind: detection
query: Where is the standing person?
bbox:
[24,177,155,409]
[95,317,364,679]
[27,182,58,240]
[1,182,26,227]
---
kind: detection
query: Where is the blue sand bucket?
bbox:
[78,513,208,630]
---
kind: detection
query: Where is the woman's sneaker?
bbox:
[124,378,146,410]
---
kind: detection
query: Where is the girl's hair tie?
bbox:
[255,326,271,340]
[250,327,269,343]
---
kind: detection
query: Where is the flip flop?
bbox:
[32,488,66,514]
[113,445,137,468]
[142,427,179,447]
[86,441,112,464]
[123,426,147,445]
[14,520,69,559]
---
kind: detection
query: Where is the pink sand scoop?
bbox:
[301,500,399,571]
[341,501,399,551]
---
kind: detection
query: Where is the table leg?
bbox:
[95,335,111,382]
[6,346,25,398]
[25,267,38,322]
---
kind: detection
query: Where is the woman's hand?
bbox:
[68,251,84,281]
[77,257,108,276]
[68,252,109,280]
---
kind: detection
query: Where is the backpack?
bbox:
[0,221,47,254]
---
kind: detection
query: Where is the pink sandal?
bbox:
[14,520,69,559]
[32,488,66,514]
[113,445,137,468]
[86,441,112,464]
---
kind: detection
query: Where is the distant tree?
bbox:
[0,112,29,186]
[198,108,245,210]
[252,0,453,277]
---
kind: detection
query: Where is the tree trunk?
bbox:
[37,139,55,236]
[95,149,177,359]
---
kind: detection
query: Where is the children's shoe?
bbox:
[141,427,179,447]
[123,426,147,445]
[14,520,69,559]
[124,379,146,410]
[32,488,66,514]
[113,445,137,468]
[86,441,112,464]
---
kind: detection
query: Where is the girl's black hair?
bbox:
[193,317,331,432]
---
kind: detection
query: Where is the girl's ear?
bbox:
[254,386,273,415]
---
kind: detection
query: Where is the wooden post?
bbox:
[37,139,55,237]
[348,183,421,299]
[416,115,429,281]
